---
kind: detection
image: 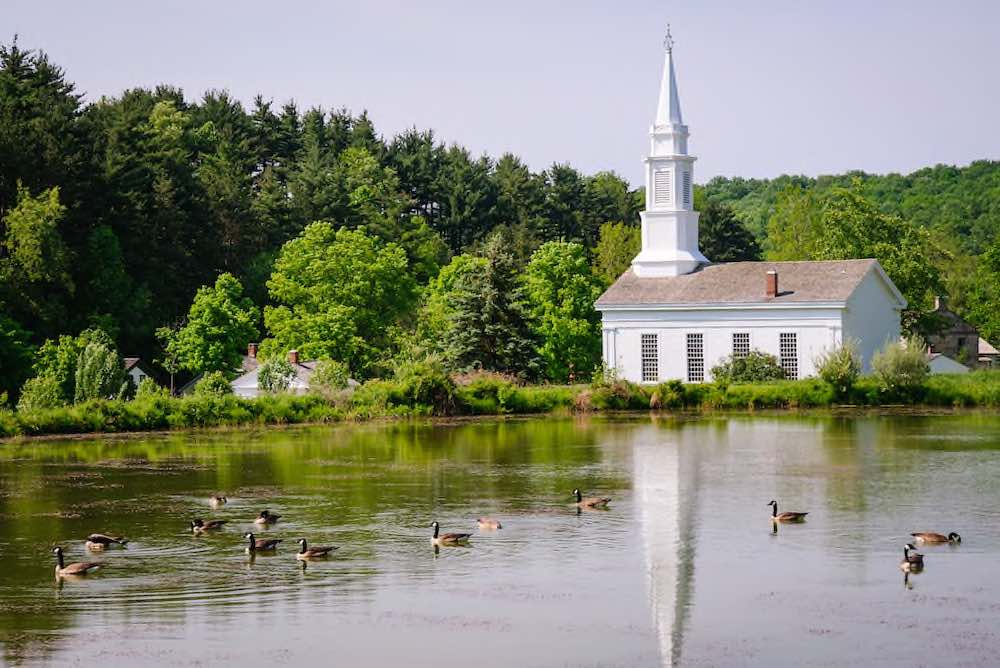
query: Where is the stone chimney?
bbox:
[766,270,778,298]
[247,343,258,359]
[287,349,299,366]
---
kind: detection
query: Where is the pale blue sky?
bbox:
[6,0,999,185]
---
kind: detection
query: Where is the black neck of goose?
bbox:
[299,541,307,554]
[55,550,64,569]
[433,524,439,538]
[772,503,777,517]
[903,545,909,558]
[575,490,582,503]
[247,535,256,551]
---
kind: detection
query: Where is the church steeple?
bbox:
[631,26,707,278]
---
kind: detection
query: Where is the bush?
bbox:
[650,379,685,409]
[815,339,861,399]
[258,358,295,394]
[17,375,66,411]
[872,337,929,400]
[711,350,784,384]
[134,377,171,401]
[74,341,127,402]
[193,371,233,397]
[393,356,456,414]
[311,359,351,394]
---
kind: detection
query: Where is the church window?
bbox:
[682,171,692,206]
[686,333,704,382]
[653,170,673,206]
[641,334,659,383]
[732,332,750,359]
[779,333,798,379]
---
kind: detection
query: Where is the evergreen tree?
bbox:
[698,201,761,262]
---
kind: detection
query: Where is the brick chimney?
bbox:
[287,349,299,366]
[247,343,258,359]
[766,270,778,298]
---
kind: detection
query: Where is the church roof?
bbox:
[596,259,900,308]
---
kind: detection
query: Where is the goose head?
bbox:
[948,532,962,543]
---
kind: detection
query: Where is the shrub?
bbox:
[17,375,66,411]
[258,358,295,394]
[815,339,861,399]
[193,371,233,397]
[711,350,784,383]
[872,337,929,400]
[650,379,685,409]
[134,377,171,401]
[74,341,127,402]
[393,356,456,414]
[311,359,351,393]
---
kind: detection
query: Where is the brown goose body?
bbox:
[244,532,282,553]
[767,500,808,523]
[296,538,338,560]
[85,533,128,550]
[573,489,611,509]
[53,547,102,577]
[900,543,924,572]
[477,518,502,530]
[431,521,471,546]
[254,510,280,525]
[911,531,961,544]
[191,518,228,533]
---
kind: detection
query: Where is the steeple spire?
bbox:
[655,25,683,127]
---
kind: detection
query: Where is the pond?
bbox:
[1,414,999,666]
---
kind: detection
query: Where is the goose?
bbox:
[85,533,128,550]
[911,531,961,544]
[191,519,228,533]
[477,518,502,530]
[53,547,102,577]
[573,489,611,509]
[767,500,808,523]
[254,510,280,525]
[900,543,924,572]
[295,538,338,560]
[209,496,228,507]
[430,521,471,546]
[243,532,282,553]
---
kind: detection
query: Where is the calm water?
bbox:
[1,414,999,666]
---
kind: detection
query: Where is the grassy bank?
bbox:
[4,371,1000,439]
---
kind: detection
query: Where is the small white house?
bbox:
[231,350,317,398]
[123,357,160,389]
[594,34,906,384]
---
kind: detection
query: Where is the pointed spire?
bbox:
[654,24,683,127]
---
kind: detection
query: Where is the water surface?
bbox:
[1,414,999,666]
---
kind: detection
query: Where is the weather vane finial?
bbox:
[664,24,674,52]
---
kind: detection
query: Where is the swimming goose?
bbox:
[900,543,924,572]
[254,510,280,525]
[209,496,228,507]
[244,532,282,553]
[767,500,808,523]
[191,519,228,533]
[85,533,128,550]
[430,521,471,546]
[477,518,502,530]
[53,547,102,577]
[295,538,338,560]
[573,489,611,509]
[911,531,961,544]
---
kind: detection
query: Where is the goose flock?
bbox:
[50,489,610,578]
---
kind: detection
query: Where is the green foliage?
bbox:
[29,327,114,405]
[814,340,861,399]
[765,185,824,260]
[166,273,259,375]
[872,337,930,400]
[710,350,785,383]
[134,377,170,401]
[523,241,604,382]
[73,340,127,402]
[0,310,33,401]
[392,356,456,414]
[16,374,64,411]
[257,358,295,394]
[311,358,351,393]
[193,371,233,397]
[698,201,761,262]
[593,222,640,285]
[964,238,1000,345]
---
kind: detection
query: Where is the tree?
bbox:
[523,242,604,382]
[262,223,415,376]
[31,327,114,405]
[593,222,640,285]
[74,340,127,402]
[257,358,295,393]
[765,184,824,260]
[166,273,259,375]
[0,310,33,402]
[442,234,540,377]
[698,201,761,262]
[81,226,149,346]
[964,237,1000,344]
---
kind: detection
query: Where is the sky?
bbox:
[6,0,999,186]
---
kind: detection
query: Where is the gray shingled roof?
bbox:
[595,259,883,307]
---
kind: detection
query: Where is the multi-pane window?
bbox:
[682,171,692,206]
[686,333,704,382]
[641,334,659,383]
[779,332,798,379]
[732,332,750,359]
[653,170,673,206]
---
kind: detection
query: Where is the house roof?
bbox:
[231,360,319,388]
[595,259,903,308]
[979,337,1000,356]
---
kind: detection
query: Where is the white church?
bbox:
[595,33,906,384]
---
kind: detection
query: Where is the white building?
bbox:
[595,32,906,383]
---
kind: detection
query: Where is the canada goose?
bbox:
[53,547,102,577]
[430,521,471,546]
[243,532,282,553]
[767,500,808,523]
[477,518,502,530]
[209,496,228,507]
[190,519,228,533]
[573,489,611,509]
[85,533,128,550]
[900,543,924,572]
[254,510,280,525]
[911,532,961,544]
[295,538,338,560]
